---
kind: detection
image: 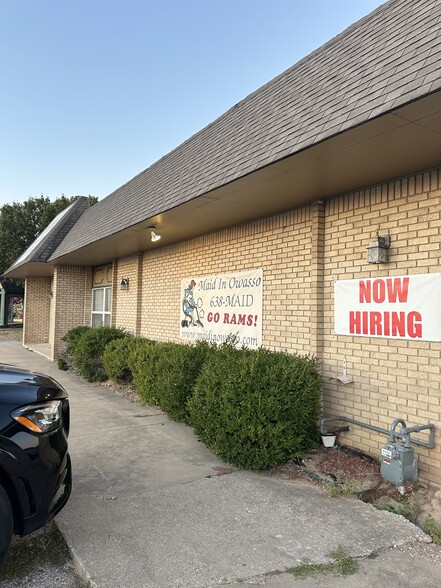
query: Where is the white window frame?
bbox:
[91,286,112,327]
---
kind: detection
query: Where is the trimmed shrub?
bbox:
[154,341,214,423]
[57,353,69,371]
[72,326,127,382]
[188,346,321,470]
[61,325,92,369]
[128,338,159,404]
[102,336,145,384]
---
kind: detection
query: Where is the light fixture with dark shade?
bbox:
[367,228,391,264]
[120,278,129,291]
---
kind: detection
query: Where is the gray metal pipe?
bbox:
[320,416,435,449]
[400,422,435,449]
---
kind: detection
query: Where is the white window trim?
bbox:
[91,286,112,326]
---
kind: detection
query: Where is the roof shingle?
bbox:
[51,0,441,260]
[5,197,90,274]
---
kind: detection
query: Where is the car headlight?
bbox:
[11,401,62,434]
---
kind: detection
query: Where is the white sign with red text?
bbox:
[334,274,441,341]
[180,269,263,348]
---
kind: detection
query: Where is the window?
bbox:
[92,287,111,326]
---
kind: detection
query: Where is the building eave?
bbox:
[47,90,441,269]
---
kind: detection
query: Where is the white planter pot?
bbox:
[321,434,337,448]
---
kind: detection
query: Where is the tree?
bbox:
[0,195,98,277]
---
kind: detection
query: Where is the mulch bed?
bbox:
[267,444,404,504]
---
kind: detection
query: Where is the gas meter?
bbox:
[380,419,418,485]
[380,441,417,485]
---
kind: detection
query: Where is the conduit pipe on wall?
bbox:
[320,416,435,449]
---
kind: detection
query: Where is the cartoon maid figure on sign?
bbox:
[181,279,204,327]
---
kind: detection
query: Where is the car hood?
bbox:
[0,364,68,405]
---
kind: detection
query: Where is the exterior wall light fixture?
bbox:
[120,278,129,291]
[149,227,161,243]
[367,227,391,264]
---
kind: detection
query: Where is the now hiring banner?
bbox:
[334,273,441,341]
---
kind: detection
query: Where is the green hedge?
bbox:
[72,326,127,382]
[61,326,322,471]
[153,341,214,423]
[128,338,159,404]
[129,340,213,416]
[60,325,92,369]
[188,346,321,470]
[102,336,147,384]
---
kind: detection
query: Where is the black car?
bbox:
[0,364,72,565]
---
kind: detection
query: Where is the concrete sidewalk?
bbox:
[1,341,440,587]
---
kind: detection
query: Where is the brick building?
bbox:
[5,0,441,483]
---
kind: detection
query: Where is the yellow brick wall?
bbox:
[323,168,441,486]
[114,254,140,334]
[111,259,118,327]
[139,208,313,354]
[23,277,51,344]
[49,276,55,349]
[83,268,93,326]
[50,265,92,359]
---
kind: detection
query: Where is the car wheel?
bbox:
[0,483,13,566]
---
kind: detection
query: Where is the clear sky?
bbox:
[0,0,385,206]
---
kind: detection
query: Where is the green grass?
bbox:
[382,502,417,522]
[325,476,363,498]
[374,492,420,523]
[424,515,441,545]
[287,546,359,579]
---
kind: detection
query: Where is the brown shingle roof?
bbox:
[51,0,441,260]
[4,197,90,274]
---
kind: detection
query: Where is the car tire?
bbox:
[0,483,13,566]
